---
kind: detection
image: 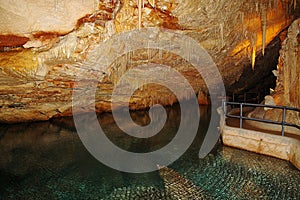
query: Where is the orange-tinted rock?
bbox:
[249,19,300,127]
[0,35,29,48]
[0,0,297,123]
[0,0,98,35]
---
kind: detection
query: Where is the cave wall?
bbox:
[275,18,300,109]
[249,18,300,127]
[0,0,297,123]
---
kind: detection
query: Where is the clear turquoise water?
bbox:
[0,105,299,199]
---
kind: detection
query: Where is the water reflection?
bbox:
[0,105,299,199]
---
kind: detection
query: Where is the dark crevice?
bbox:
[227,32,284,102]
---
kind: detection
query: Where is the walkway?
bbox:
[221,103,300,170]
[226,117,300,140]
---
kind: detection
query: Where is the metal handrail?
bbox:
[230,91,267,103]
[223,101,300,136]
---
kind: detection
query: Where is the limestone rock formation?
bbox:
[0,0,297,123]
[275,18,300,108]
[0,0,100,33]
[249,18,300,129]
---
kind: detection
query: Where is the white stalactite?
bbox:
[149,0,155,8]
[255,2,259,12]
[138,0,142,30]
[220,23,225,48]
[147,41,151,60]
[241,11,245,36]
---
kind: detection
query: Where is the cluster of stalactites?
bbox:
[137,0,156,30]
[134,0,296,70]
[242,0,295,70]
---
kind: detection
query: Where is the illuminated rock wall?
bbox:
[248,18,300,128]
[0,0,297,123]
[275,18,300,109]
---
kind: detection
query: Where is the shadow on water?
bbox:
[0,104,299,199]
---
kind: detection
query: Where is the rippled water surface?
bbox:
[0,105,299,199]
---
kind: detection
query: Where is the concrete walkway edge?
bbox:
[221,125,300,170]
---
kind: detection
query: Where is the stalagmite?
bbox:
[261,7,267,56]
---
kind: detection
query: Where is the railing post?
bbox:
[282,107,286,136]
[223,98,226,118]
[240,103,243,128]
[224,102,299,133]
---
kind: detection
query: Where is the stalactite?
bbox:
[147,41,151,60]
[61,45,66,57]
[186,39,191,61]
[261,6,267,56]
[220,23,225,48]
[126,52,129,70]
[131,51,134,68]
[255,2,259,12]
[138,0,142,30]
[66,46,71,59]
[121,57,126,74]
[275,0,279,8]
[159,48,162,60]
[112,0,121,19]
[241,11,245,36]
[252,46,256,70]
[214,25,218,47]
[149,0,155,8]
[285,0,290,16]
[250,33,257,70]
[37,57,43,68]
[294,0,297,10]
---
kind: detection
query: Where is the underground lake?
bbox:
[0,105,299,199]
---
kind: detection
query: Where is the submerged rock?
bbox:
[158,165,212,200]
